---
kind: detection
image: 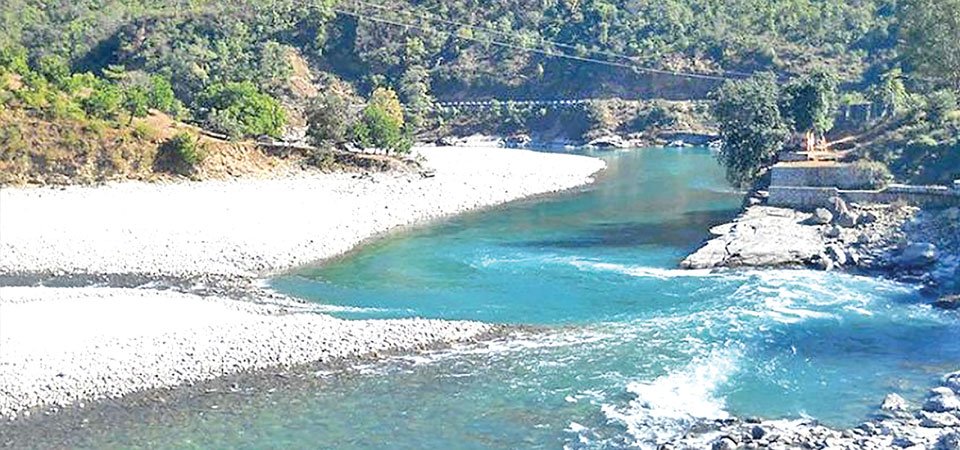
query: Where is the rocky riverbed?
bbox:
[663,371,960,450]
[682,197,959,299]
[0,146,606,421]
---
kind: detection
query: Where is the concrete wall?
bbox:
[769,185,960,210]
[770,163,876,190]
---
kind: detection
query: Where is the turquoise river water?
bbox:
[94,147,959,449]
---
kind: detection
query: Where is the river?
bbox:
[75,147,960,448]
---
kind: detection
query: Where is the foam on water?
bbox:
[587,348,742,449]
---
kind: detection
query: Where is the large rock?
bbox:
[811,208,834,225]
[881,393,910,414]
[826,244,848,266]
[923,387,960,412]
[897,242,939,269]
[826,196,850,217]
[944,372,960,393]
[836,210,859,228]
[586,134,627,149]
[938,432,960,450]
[681,207,826,269]
[934,295,960,311]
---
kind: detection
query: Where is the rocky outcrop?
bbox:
[664,371,960,450]
[681,207,826,269]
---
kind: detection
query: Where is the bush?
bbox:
[351,87,411,154]
[155,132,204,175]
[851,159,894,189]
[195,82,286,139]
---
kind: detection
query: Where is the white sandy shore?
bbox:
[0,147,605,278]
[0,146,605,419]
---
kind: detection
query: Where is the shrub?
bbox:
[351,87,411,154]
[851,159,894,189]
[155,132,204,175]
[195,82,286,139]
[131,121,159,141]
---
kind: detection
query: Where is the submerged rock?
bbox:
[897,242,939,268]
[934,295,960,311]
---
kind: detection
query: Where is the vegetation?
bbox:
[155,132,204,175]
[0,0,958,184]
[711,73,790,187]
[195,82,286,139]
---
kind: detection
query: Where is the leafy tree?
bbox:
[195,81,286,138]
[82,84,123,119]
[870,68,909,118]
[123,85,150,123]
[306,90,352,146]
[898,0,960,91]
[36,54,70,87]
[780,69,839,137]
[146,75,181,116]
[0,44,28,74]
[711,73,789,187]
[352,87,410,154]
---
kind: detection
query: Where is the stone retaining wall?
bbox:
[769,185,960,209]
[770,163,875,189]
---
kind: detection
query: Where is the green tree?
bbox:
[196,81,286,138]
[898,0,960,91]
[352,87,410,154]
[146,75,181,116]
[82,84,123,120]
[711,73,789,187]
[870,68,909,118]
[123,85,150,124]
[306,90,352,146]
[780,69,839,136]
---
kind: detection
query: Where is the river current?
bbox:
[89,148,959,448]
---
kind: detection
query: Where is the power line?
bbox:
[348,0,756,80]
[332,5,739,82]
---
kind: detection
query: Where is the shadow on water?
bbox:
[509,208,739,251]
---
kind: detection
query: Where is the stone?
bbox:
[881,393,910,413]
[943,372,960,393]
[920,411,960,427]
[748,196,762,206]
[826,244,848,266]
[826,196,850,217]
[712,436,737,450]
[938,432,960,450]
[861,211,880,224]
[751,425,767,440]
[934,295,960,311]
[836,210,859,228]
[812,208,834,225]
[897,243,939,269]
[923,387,960,412]
[824,224,842,238]
[587,134,627,149]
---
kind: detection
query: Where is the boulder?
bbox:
[811,208,834,225]
[823,224,842,239]
[711,436,737,450]
[826,244,848,266]
[923,387,960,412]
[587,134,627,149]
[897,243,939,269]
[938,432,960,450]
[920,411,960,428]
[750,425,767,440]
[836,210,859,228]
[826,196,850,217]
[944,372,960,393]
[861,211,880,224]
[934,295,960,311]
[881,393,910,413]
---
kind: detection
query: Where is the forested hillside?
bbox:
[0,0,957,183]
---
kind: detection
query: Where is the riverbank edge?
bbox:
[0,146,607,422]
[673,199,960,449]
